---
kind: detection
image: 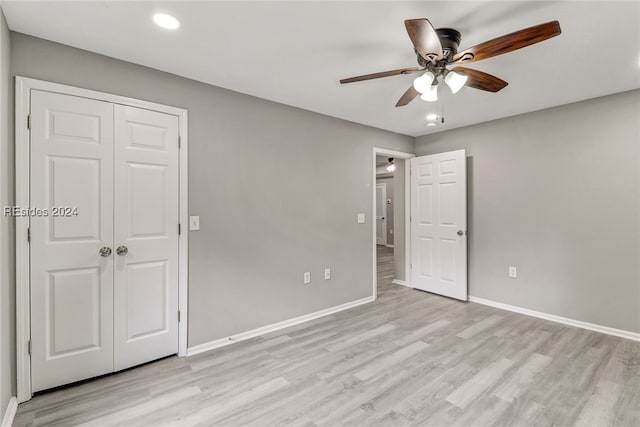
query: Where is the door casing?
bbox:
[15,76,189,403]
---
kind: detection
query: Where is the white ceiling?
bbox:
[3,1,639,137]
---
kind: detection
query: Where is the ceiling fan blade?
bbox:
[453,67,508,92]
[340,67,422,84]
[395,85,420,107]
[453,21,561,64]
[405,19,443,61]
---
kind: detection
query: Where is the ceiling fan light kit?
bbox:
[444,70,468,94]
[340,18,561,108]
[420,84,439,102]
[413,71,435,93]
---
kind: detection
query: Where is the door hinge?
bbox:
[27,227,31,243]
[178,136,181,149]
[28,340,32,355]
[178,223,181,235]
[178,310,181,322]
[27,114,31,130]
[410,263,412,269]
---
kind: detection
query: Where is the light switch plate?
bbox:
[189,216,200,231]
[509,266,517,278]
[324,268,331,280]
[303,272,311,284]
[357,213,365,224]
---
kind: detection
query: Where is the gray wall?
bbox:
[0,5,16,414]
[0,7,14,417]
[415,90,640,333]
[10,33,414,347]
[376,176,394,245]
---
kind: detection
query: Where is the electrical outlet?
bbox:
[324,268,331,280]
[509,266,517,278]
[303,272,311,284]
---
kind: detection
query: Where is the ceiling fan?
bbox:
[340,19,561,107]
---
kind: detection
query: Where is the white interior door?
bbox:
[113,105,180,371]
[376,183,387,245]
[30,91,115,392]
[410,150,467,300]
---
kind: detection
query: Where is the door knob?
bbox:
[116,246,128,256]
[457,230,464,236]
[99,246,112,257]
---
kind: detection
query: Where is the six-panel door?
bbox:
[410,150,467,301]
[113,105,179,371]
[29,90,180,391]
[30,91,115,391]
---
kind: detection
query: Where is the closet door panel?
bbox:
[29,90,115,392]
[113,105,180,371]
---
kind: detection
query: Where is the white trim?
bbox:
[14,76,189,402]
[372,148,414,300]
[385,244,394,248]
[187,296,375,356]
[391,279,410,287]
[1,397,17,427]
[469,296,640,342]
[404,158,411,287]
[177,109,189,357]
[15,77,30,404]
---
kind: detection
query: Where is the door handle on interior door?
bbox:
[99,246,112,257]
[457,230,464,236]
[116,246,128,256]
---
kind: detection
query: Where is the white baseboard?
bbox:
[187,296,376,356]
[469,296,640,342]
[1,397,17,427]
[391,279,410,287]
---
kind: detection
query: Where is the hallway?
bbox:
[376,245,395,293]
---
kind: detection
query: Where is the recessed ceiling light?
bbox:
[153,13,180,30]
[427,123,436,127]
[426,113,437,121]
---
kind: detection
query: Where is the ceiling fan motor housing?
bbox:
[435,28,461,58]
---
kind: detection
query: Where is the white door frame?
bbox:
[372,148,414,299]
[14,77,189,402]
[375,182,387,246]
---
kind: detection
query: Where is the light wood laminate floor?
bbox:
[14,246,640,426]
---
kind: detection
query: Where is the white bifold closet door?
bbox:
[29,90,179,392]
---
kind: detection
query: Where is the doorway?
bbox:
[372,148,414,299]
